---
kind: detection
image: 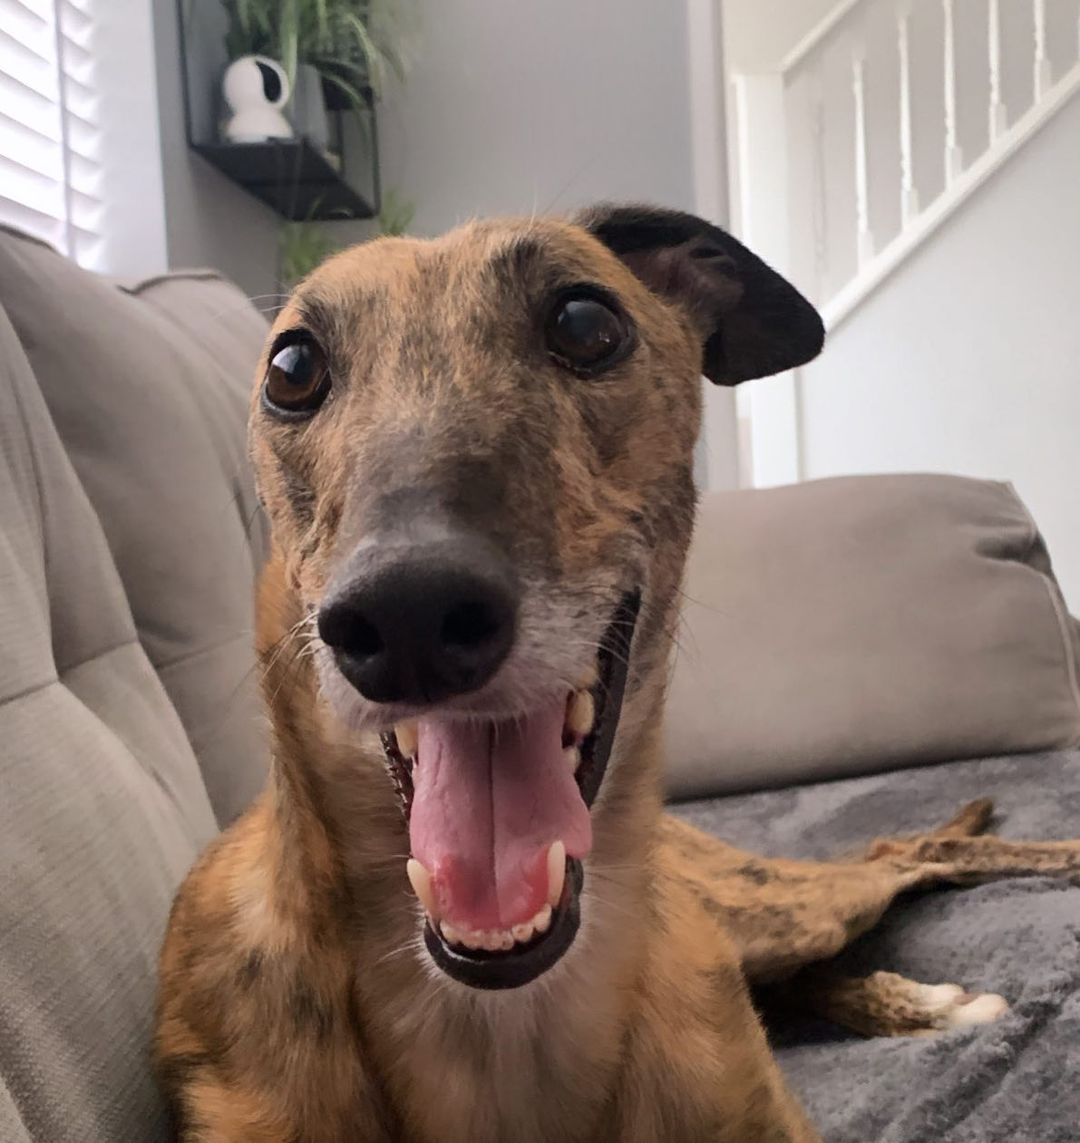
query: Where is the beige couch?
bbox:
[0,228,269,1141]
[2,226,1078,1141]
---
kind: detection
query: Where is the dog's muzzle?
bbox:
[319,529,641,989]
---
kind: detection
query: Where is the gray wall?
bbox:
[798,92,1080,608]
[377,0,696,236]
[153,0,697,299]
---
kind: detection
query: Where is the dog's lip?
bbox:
[382,590,640,988]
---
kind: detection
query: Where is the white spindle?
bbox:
[898,3,919,225]
[943,0,963,183]
[1033,0,1052,100]
[811,88,827,297]
[853,51,875,266]
[988,0,1008,141]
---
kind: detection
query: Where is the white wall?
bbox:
[721,0,841,72]
[93,1,169,278]
[798,91,1080,608]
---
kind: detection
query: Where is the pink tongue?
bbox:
[408,699,591,931]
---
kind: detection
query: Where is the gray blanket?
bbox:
[671,750,1080,1143]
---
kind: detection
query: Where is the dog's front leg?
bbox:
[605,879,820,1142]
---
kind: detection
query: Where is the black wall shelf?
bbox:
[192,138,376,222]
[178,1,380,223]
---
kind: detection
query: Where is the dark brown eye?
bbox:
[263,337,330,416]
[545,291,631,374]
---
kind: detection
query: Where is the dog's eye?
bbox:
[546,291,630,375]
[263,337,330,416]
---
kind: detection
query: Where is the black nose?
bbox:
[317,534,519,705]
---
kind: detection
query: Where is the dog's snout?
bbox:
[318,535,519,706]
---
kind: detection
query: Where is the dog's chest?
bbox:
[375,981,623,1143]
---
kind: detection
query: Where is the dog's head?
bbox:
[251,204,823,989]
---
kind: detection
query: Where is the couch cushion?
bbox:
[0,227,269,824]
[0,305,217,1142]
[666,474,1080,798]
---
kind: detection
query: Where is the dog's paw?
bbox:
[909,982,1010,1034]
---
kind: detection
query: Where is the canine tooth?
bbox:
[547,841,566,908]
[441,921,461,945]
[563,746,580,770]
[395,721,418,758]
[567,690,595,737]
[575,664,599,689]
[533,903,552,935]
[406,858,438,917]
[512,920,535,944]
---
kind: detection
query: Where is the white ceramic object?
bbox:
[222,55,293,143]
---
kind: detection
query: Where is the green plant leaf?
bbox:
[318,68,368,114]
[378,186,415,236]
[279,212,337,290]
[313,0,330,49]
[278,0,300,86]
[341,12,383,95]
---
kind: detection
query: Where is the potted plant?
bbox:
[220,0,409,137]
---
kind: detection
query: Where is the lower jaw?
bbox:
[423,859,585,989]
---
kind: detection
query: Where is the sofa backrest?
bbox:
[0,303,218,1141]
[0,227,270,825]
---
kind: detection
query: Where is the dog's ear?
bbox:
[575,203,824,385]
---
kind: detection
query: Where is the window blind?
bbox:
[0,0,104,268]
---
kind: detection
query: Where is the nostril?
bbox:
[441,599,500,649]
[348,615,384,658]
[318,604,384,660]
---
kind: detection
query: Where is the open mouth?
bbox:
[380,591,640,989]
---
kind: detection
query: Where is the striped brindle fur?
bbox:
[156,206,1080,1142]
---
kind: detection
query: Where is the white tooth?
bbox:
[511,920,535,944]
[395,721,418,758]
[441,921,461,945]
[567,690,595,737]
[547,840,566,908]
[533,903,552,935]
[575,664,599,689]
[497,931,515,952]
[462,931,484,951]
[406,858,438,918]
[480,931,500,952]
[563,746,580,770]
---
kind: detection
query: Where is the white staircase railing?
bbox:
[731,0,1080,333]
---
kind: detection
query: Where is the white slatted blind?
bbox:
[0,0,104,268]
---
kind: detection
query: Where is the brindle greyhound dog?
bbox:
[156,205,1080,1142]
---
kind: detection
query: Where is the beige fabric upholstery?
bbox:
[0,228,269,825]
[0,304,217,1141]
[665,474,1080,798]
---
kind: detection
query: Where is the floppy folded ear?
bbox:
[575,203,824,385]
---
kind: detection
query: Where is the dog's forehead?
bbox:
[272,217,624,337]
